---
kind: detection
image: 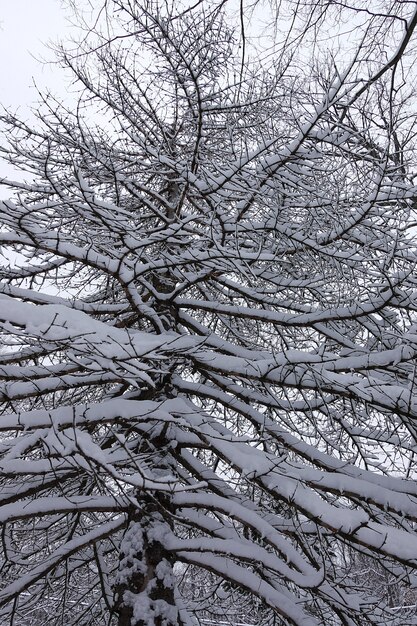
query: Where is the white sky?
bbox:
[0,1,70,112]
[0,1,73,187]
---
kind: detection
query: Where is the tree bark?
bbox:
[115,493,182,626]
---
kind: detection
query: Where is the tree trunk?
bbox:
[115,493,182,626]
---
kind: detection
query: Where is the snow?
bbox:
[0,517,125,606]
[0,496,123,524]
[155,559,175,589]
[2,2,417,623]
[125,591,179,626]
[116,522,146,586]
[175,551,320,626]
[117,517,178,626]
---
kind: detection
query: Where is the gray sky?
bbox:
[0,1,72,186]
[0,1,70,112]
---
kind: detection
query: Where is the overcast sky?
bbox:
[0,1,73,187]
[0,1,70,112]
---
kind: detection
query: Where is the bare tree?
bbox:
[1,1,417,624]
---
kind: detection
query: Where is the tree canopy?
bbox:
[1,1,417,624]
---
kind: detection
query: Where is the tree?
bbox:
[1,0,417,624]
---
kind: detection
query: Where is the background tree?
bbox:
[1,1,417,624]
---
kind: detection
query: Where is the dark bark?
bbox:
[115,493,182,626]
